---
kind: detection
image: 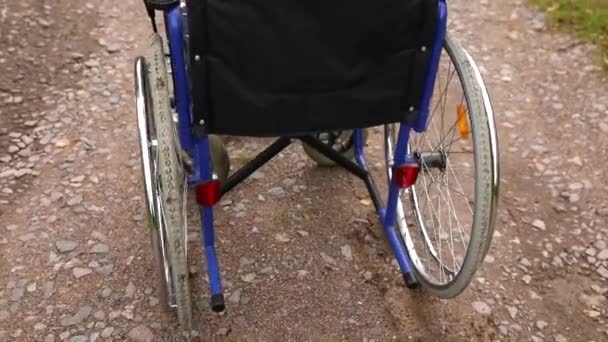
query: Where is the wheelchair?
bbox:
[134,0,500,330]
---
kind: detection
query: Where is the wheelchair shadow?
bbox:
[294,164,468,340]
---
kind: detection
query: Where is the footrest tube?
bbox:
[211,293,225,312]
[403,272,419,289]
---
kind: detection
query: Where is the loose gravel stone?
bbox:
[267,187,287,198]
[497,322,509,336]
[228,288,242,304]
[216,328,230,336]
[0,169,15,179]
[125,281,136,298]
[109,311,121,320]
[507,306,518,319]
[251,171,265,180]
[531,219,546,231]
[10,287,24,302]
[368,326,383,337]
[320,252,337,266]
[73,267,92,278]
[101,327,114,338]
[274,233,290,243]
[42,281,55,299]
[100,287,112,299]
[597,207,608,217]
[149,296,159,307]
[596,249,608,261]
[472,301,492,315]
[66,195,83,206]
[70,175,85,183]
[91,231,107,241]
[60,306,92,326]
[55,240,78,253]
[240,294,251,305]
[341,245,353,261]
[93,310,106,321]
[580,294,605,307]
[239,257,255,268]
[18,233,36,241]
[96,264,113,276]
[241,273,256,282]
[128,325,155,342]
[259,266,273,274]
[26,282,36,292]
[584,309,601,318]
[597,266,608,279]
[91,243,109,254]
[536,320,549,330]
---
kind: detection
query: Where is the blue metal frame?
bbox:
[413,0,448,133]
[165,6,224,304]
[165,9,194,154]
[354,0,447,281]
[159,0,447,308]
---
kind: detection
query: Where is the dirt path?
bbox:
[1,0,608,341]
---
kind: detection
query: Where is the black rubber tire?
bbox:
[146,33,192,329]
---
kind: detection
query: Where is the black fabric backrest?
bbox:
[187,0,439,136]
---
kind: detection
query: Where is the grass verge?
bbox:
[529,0,608,65]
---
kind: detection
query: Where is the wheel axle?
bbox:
[419,151,447,171]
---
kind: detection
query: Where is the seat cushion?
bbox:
[187,0,439,136]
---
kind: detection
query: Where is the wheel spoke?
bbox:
[447,158,474,216]
[422,162,465,275]
[433,120,459,150]
[417,159,456,276]
[442,169,470,255]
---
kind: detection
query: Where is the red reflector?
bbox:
[393,163,420,188]
[195,180,221,206]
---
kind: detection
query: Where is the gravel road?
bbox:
[1,0,608,341]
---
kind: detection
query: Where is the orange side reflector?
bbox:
[456,103,470,140]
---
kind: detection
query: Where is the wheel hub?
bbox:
[418,150,447,171]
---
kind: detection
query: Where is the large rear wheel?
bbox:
[385,33,499,298]
[139,33,192,329]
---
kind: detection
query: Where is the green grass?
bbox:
[530,0,608,65]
